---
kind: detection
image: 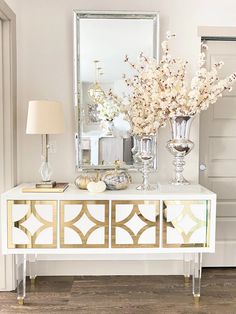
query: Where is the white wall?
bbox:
[4,0,236,184]
[2,0,233,184]
[4,0,236,275]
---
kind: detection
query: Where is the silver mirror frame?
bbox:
[73,11,160,171]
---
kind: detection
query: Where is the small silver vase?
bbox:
[135,136,155,191]
[166,116,194,185]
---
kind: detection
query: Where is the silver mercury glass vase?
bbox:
[135,135,155,191]
[166,116,194,185]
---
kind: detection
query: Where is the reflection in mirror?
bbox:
[74,12,159,169]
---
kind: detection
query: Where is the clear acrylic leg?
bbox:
[29,254,37,287]
[192,253,202,303]
[16,254,26,305]
[183,253,191,286]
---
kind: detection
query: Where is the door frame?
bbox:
[0,0,16,291]
[198,26,236,267]
[198,26,236,38]
[198,26,236,186]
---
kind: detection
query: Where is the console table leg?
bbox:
[29,254,37,287]
[192,253,202,303]
[183,253,191,286]
[16,254,26,305]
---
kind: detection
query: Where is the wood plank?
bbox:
[1,272,236,313]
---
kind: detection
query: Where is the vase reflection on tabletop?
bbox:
[135,136,156,191]
[166,116,194,185]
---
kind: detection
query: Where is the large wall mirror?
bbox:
[74,11,159,169]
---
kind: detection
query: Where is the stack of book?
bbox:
[36,181,57,188]
[22,182,69,193]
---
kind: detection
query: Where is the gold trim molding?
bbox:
[112,200,160,248]
[60,200,109,248]
[163,200,210,248]
[8,200,57,249]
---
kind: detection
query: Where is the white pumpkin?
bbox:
[87,181,106,193]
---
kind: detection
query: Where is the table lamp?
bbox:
[26,100,65,185]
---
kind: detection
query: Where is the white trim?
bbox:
[73,10,160,15]
[0,0,15,20]
[0,0,16,291]
[198,26,236,38]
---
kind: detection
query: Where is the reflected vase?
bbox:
[131,136,141,165]
[135,135,155,191]
[103,120,114,136]
[166,116,194,185]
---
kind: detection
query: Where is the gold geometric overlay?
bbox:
[60,200,109,248]
[7,200,57,249]
[111,200,160,248]
[163,200,210,248]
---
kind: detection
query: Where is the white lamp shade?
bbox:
[26,100,65,134]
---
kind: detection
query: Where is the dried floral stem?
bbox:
[110,32,236,136]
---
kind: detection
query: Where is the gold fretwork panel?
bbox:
[8,200,57,249]
[60,200,109,248]
[163,200,210,248]
[112,200,160,248]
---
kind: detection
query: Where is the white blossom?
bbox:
[110,32,236,136]
[97,95,120,122]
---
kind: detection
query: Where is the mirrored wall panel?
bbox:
[74,11,159,169]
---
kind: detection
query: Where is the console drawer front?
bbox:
[7,200,57,249]
[60,200,109,248]
[163,200,210,248]
[111,200,160,248]
[6,198,212,251]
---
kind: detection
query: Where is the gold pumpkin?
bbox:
[74,174,94,190]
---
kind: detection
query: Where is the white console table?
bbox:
[1,183,216,304]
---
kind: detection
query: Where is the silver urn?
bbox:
[166,116,194,185]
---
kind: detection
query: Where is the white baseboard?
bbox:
[35,243,236,276]
[34,260,185,276]
[0,255,15,291]
[5,241,235,286]
[35,254,186,276]
[203,241,236,267]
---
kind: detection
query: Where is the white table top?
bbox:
[1,183,216,201]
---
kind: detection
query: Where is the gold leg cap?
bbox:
[184,276,190,286]
[30,277,36,286]
[194,295,200,304]
[18,298,24,305]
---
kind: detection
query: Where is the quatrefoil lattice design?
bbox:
[112,201,160,248]
[60,200,109,248]
[163,200,210,247]
[8,200,57,249]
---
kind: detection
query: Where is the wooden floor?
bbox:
[0,268,236,313]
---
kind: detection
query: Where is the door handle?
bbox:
[200,163,207,171]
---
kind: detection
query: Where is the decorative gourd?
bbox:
[74,174,94,190]
[87,181,106,193]
[102,160,131,190]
